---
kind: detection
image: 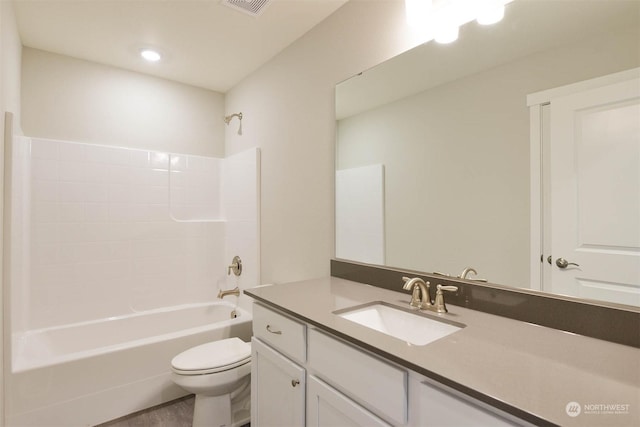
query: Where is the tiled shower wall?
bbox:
[11,137,258,331]
[223,149,260,313]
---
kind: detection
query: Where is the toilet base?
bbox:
[194,394,233,427]
[192,380,251,427]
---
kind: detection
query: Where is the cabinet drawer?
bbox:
[308,328,407,425]
[253,303,306,363]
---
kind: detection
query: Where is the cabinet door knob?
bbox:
[291,379,300,387]
[266,324,282,335]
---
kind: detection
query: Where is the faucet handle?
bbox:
[228,255,242,276]
[432,271,451,277]
[434,284,458,313]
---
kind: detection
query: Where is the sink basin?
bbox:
[335,302,463,346]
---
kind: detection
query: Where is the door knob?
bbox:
[555,258,579,269]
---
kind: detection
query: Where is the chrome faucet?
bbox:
[402,277,431,309]
[218,287,240,299]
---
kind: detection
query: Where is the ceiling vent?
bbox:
[222,0,271,17]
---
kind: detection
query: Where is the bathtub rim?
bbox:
[11,301,251,373]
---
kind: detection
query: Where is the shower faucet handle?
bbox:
[228,256,242,276]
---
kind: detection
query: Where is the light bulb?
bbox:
[435,25,459,43]
[405,0,433,30]
[477,2,505,25]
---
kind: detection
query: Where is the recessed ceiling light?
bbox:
[140,49,162,62]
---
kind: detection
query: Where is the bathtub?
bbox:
[7,301,252,426]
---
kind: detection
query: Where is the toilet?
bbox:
[171,337,251,427]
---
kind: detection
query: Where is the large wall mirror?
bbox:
[335,0,639,308]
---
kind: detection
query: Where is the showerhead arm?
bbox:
[224,112,243,135]
[224,112,243,124]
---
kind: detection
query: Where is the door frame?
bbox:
[527,67,640,291]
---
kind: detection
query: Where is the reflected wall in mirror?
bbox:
[335,0,640,307]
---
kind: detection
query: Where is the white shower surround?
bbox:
[7,136,260,424]
[11,137,259,330]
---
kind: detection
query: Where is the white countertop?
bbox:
[245,277,640,426]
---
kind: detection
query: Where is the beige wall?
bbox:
[1,0,23,422]
[337,26,640,288]
[16,1,442,291]
[21,48,226,157]
[224,0,423,285]
[1,3,21,135]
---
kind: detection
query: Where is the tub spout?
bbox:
[218,287,240,299]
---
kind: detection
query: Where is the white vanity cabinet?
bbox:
[251,303,307,426]
[251,302,525,427]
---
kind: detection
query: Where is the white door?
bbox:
[548,75,640,306]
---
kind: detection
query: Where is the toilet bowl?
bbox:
[171,337,251,427]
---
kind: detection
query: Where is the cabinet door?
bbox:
[410,377,525,426]
[251,337,305,427]
[307,376,392,427]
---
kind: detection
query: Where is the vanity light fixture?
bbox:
[405,0,511,44]
[140,48,162,62]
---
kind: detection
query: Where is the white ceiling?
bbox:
[12,0,348,93]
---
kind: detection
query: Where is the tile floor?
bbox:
[97,395,194,427]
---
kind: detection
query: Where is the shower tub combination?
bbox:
[4,136,260,425]
[7,301,252,426]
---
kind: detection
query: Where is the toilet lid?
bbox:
[171,337,251,375]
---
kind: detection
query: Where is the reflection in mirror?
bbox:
[335,0,640,307]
